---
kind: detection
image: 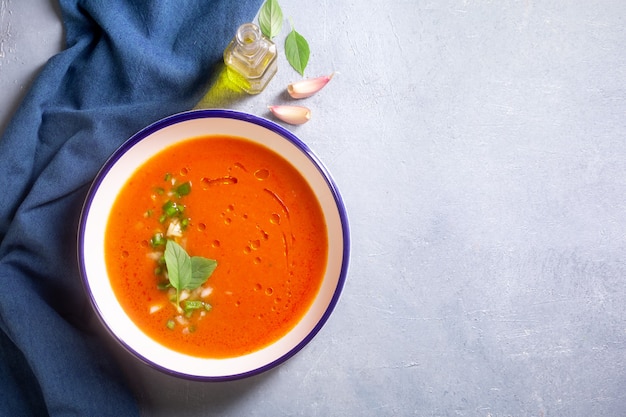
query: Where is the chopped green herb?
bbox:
[164,173,172,182]
[184,300,204,311]
[183,300,205,317]
[163,204,173,216]
[166,319,175,330]
[176,182,191,198]
[150,232,166,248]
[162,200,178,217]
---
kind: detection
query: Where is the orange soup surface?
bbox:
[105,135,328,358]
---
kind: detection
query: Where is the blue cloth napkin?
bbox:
[0,0,262,415]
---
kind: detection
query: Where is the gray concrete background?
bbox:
[2,1,626,416]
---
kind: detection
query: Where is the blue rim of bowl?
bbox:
[77,109,350,381]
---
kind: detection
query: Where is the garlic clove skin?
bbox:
[268,105,311,125]
[287,73,335,99]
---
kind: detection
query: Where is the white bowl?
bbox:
[78,109,349,380]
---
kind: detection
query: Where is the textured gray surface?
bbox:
[0,0,62,133]
[2,1,626,416]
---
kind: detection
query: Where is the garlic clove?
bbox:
[287,73,335,99]
[268,105,311,125]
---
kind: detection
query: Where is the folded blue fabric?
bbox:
[0,0,261,415]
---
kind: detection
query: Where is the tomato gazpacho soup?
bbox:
[105,135,328,358]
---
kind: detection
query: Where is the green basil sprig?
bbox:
[164,240,217,307]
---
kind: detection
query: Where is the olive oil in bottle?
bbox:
[223,23,277,94]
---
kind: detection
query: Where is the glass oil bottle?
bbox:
[223,23,278,94]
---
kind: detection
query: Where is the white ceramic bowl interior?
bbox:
[78,109,349,380]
